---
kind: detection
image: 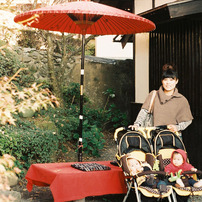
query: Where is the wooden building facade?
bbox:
[144,1,202,169]
[99,0,202,168]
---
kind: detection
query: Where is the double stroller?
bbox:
[114,126,202,202]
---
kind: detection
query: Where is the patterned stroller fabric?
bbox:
[153,129,202,198]
[114,126,202,202]
[114,127,173,202]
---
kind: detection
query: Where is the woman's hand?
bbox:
[128,124,139,130]
[167,124,178,133]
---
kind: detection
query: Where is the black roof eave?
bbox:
[114,0,202,45]
[140,0,202,25]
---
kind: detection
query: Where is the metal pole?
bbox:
[78,34,85,162]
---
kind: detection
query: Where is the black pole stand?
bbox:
[78,34,85,162]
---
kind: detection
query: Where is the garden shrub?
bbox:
[0,41,36,87]
[63,82,89,105]
[46,107,79,141]
[0,118,62,169]
[84,102,129,131]
[0,76,129,169]
[103,103,129,129]
[0,44,114,170]
[63,83,129,130]
[0,45,22,77]
[0,54,128,168]
[38,106,106,157]
[0,68,59,125]
[73,121,105,156]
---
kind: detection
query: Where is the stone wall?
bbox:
[15,47,134,118]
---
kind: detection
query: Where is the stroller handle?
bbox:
[114,126,141,141]
[114,126,164,141]
[114,127,127,141]
[114,125,180,142]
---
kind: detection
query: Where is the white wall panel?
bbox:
[155,0,176,7]
[135,0,152,14]
[95,35,133,59]
[135,33,150,103]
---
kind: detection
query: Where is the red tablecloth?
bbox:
[25,161,127,202]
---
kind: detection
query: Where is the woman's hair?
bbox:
[162,63,178,80]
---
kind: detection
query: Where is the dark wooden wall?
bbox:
[149,17,202,169]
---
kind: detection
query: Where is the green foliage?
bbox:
[104,104,129,129]
[0,68,59,125]
[0,46,22,77]
[103,88,116,98]
[0,46,129,166]
[17,30,45,49]
[84,104,129,131]
[63,83,80,105]
[37,101,114,157]
[64,85,129,131]
[0,42,36,87]
[47,107,79,141]
[43,106,105,157]
[62,84,129,130]
[0,117,61,169]
[102,88,129,129]
[84,107,105,127]
[73,121,105,156]
[0,34,128,173]
[62,82,89,106]
[85,40,95,56]
[0,80,129,169]
[102,88,116,111]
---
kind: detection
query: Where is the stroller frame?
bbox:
[114,126,175,202]
[153,129,202,199]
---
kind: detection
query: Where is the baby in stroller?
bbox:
[165,149,202,188]
[127,155,151,175]
[127,154,167,191]
[114,127,174,201]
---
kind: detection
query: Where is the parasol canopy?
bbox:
[14,0,155,162]
[14,0,155,35]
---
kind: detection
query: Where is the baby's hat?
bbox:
[126,153,142,164]
[119,153,141,175]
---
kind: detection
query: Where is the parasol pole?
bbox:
[78,34,85,162]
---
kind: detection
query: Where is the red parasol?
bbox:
[14,0,155,162]
[14,0,155,35]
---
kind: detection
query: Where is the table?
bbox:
[25,161,127,202]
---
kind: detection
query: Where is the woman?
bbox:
[129,64,193,136]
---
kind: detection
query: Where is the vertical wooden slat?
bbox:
[149,19,201,118]
[149,18,202,169]
[200,21,202,117]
